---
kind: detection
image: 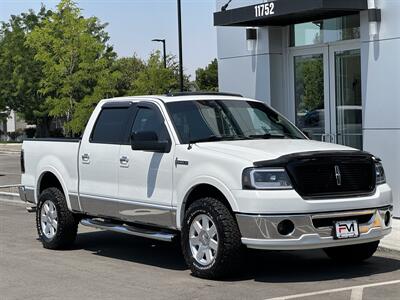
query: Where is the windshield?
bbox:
[166,100,305,144]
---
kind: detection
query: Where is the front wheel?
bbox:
[324,241,379,262]
[36,187,78,249]
[181,197,242,279]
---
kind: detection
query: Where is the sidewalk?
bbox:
[380,218,400,253]
[0,143,22,153]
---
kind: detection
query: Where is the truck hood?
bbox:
[196,139,355,163]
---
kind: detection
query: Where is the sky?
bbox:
[0,0,218,78]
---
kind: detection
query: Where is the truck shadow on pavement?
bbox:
[74,230,400,281]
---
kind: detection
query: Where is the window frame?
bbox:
[126,102,172,150]
[89,102,135,145]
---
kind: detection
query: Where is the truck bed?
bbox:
[21,139,81,199]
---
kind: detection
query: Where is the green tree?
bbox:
[113,56,145,95]
[0,7,52,136]
[132,51,190,95]
[68,55,146,133]
[195,58,218,91]
[26,0,116,135]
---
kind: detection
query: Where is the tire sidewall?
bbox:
[182,201,225,273]
[36,188,65,246]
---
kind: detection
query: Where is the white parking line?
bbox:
[265,279,400,300]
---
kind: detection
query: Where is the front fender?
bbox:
[175,175,239,230]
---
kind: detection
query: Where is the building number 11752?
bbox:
[254,2,275,18]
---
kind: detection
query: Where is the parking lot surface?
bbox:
[0,153,20,186]
[1,201,400,300]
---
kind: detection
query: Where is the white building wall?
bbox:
[216,0,284,107]
[360,0,400,216]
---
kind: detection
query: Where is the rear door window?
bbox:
[91,107,131,144]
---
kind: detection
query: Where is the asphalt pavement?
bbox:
[1,201,400,300]
[0,152,21,186]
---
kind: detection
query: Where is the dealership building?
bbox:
[214,0,400,217]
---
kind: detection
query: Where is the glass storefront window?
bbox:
[290,15,360,47]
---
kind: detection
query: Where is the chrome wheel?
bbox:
[40,200,58,239]
[189,214,219,266]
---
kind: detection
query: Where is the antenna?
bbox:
[221,0,233,11]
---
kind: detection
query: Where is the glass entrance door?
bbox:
[330,46,362,149]
[290,43,362,149]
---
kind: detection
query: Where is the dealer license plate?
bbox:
[334,220,359,239]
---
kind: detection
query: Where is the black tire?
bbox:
[181,197,242,279]
[36,187,78,249]
[324,241,379,262]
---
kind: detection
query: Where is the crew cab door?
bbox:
[118,102,175,228]
[79,102,134,214]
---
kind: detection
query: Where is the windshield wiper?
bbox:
[188,135,224,144]
[187,134,249,149]
[247,133,286,139]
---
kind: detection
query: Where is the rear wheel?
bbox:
[324,241,379,262]
[181,197,242,279]
[36,187,78,249]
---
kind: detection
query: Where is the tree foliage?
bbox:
[0,0,212,136]
[26,0,116,135]
[132,51,190,95]
[0,7,52,135]
[195,58,218,91]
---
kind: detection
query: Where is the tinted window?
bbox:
[131,107,169,141]
[91,108,130,144]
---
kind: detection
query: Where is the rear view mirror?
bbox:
[131,131,170,153]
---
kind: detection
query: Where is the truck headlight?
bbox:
[242,168,293,190]
[375,162,386,185]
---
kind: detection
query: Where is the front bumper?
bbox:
[236,206,393,250]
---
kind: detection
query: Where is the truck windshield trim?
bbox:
[166,100,305,144]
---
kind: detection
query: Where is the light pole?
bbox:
[151,39,167,69]
[177,0,184,91]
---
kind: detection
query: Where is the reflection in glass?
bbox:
[294,54,324,141]
[290,15,360,47]
[335,49,362,149]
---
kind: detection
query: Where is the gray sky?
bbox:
[0,0,218,78]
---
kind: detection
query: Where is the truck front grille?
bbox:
[286,155,376,199]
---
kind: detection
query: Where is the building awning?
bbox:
[214,0,368,27]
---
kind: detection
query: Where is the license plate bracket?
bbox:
[334,220,359,239]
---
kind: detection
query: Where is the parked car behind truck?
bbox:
[19,92,393,279]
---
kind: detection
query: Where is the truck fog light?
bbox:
[277,220,295,236]
[384,211,391,227]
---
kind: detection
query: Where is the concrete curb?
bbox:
[0,192,21,201]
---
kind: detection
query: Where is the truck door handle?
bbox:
[81,153,90,164]
[120,156,129,167]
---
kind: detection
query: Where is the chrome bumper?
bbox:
[236,206,393,250]
[18,186,35,204]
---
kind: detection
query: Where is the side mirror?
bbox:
[131,131,170,153]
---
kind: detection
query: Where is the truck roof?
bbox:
[101,93,259,104]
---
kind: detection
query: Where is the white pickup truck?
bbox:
[19,92,393,279]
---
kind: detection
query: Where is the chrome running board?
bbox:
[80,218,176,242]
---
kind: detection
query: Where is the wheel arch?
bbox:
[177,182,238,229]
[36,168,72,210]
